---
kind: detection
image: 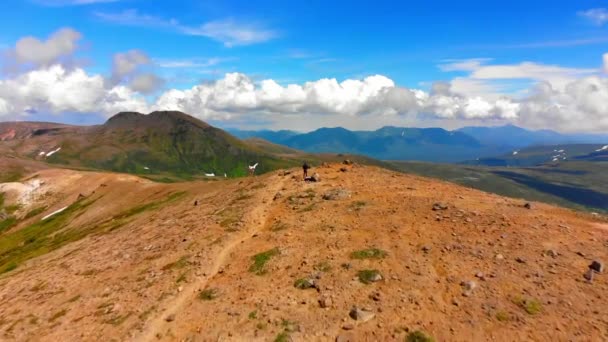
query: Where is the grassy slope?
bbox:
[390,160,608,213]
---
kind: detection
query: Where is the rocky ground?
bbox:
[0,163,607,341]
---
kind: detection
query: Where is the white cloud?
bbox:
[0,65,148,117]
[129,73,164,94]
[155,57,229,68]
[579,8,608,26]
[438,58,492,72]
[603,53,608,73]
[111,49,150,81]
[9,28,81,67]
[32,0,121,5]
[95,10,277,46]
[181,19,277,47]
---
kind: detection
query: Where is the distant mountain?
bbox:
[230,124,608,163]
[458,125,608,148]
[226,126,501,162]
[226,128,299,144]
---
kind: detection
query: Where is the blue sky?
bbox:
[1,0,608,132]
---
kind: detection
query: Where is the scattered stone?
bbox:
[273,192,283,201]
[343,159,353,165]
[322,188,351,200]
[421,246,432,254]
[461,280,477,297]
[545,249,559,258]
[524,202,532,209]
[165,314,175,322]
[310,173,321,182]
[294,278,316,290]
[349,307,375,322]
[584,269,595,282]
[432,202,448,211]
[589,261,604,273]
[475,272,485,280]
[452,298,460,306]
[340,167,348,172]
[319,296,333,308]
[341,324,355,331]
[194,200,198,206]
[515,257,526,264]
[370,291,382,301]
[495,254,504,261]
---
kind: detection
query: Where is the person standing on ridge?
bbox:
[302,161,310,180]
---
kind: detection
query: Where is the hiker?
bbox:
[302,161,310,180]
[248,163,258,176]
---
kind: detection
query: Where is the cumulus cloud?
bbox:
[111,49,150,81]
[579,8,608,26]
[95,10,278,47]
[129,73,164,94]
[0,65,149,118]
[8,28,81,67]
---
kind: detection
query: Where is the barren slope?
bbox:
[0,164,607,341]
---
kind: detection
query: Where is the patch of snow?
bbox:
[512,151,518,155]
[45,147,61,158]
[204,173,215,177]
[38,151,46,156]
[596,145,608,152]
[557,149,564,153]
[552,158,559,162]
[143,166,150,170]
[41,206,67,221]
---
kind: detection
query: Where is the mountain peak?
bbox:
[104,111,210,129]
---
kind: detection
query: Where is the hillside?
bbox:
[391,160,608,213]
[0,164,606,341]
[464,144,608,167]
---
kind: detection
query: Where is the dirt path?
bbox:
[135,175,285,341]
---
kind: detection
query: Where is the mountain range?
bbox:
[228,125,608,162]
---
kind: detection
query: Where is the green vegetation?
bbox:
[406,330,435,342]
[495,311,510,322]
[313,261,332,272]
[176,272,187,283]
[24,206,47,219]
[357,269,382,284]
[0,170,24,183]
[350,248,388,260]
[0,198,95,274]
[293,278,314,289]
[248,310,257,319]
[249,247,279,275]
[274,331,291,341]
[349,200,367,211]
[198,288,219,301]
[0,216,17,234]
[513,296,542,315]
[270,221,288,232]
[162,256,189,271]
[0,192,187,276]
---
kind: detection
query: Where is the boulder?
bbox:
[349,307,375,322]
[432,203,448,211]
[589,260,604,273]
